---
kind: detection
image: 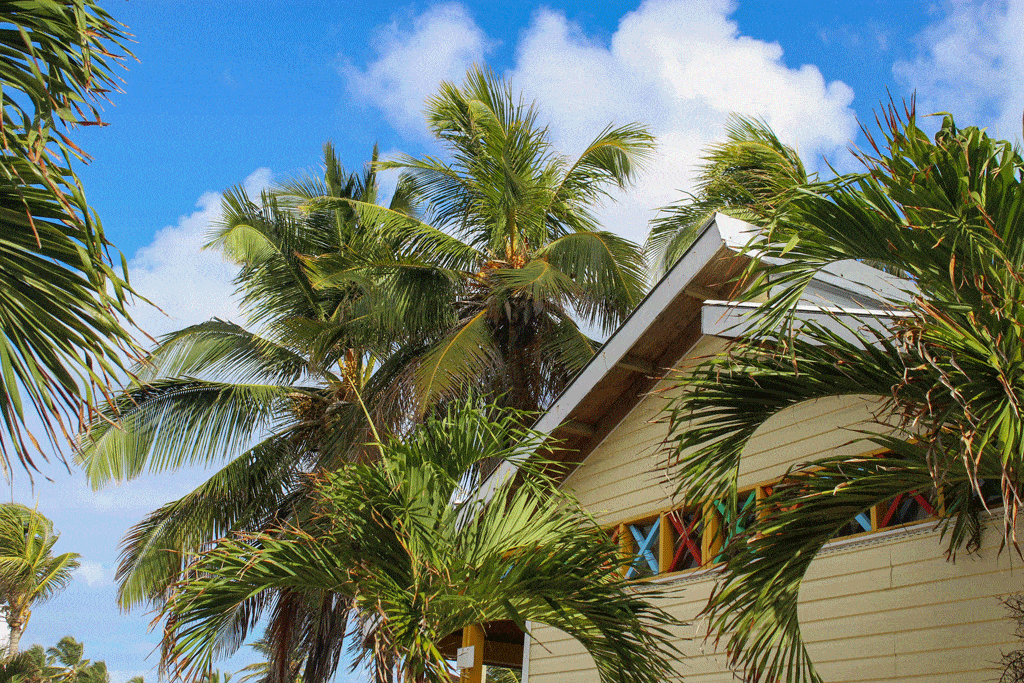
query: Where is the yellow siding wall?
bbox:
[530,335,1019,683]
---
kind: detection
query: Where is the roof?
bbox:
[481,213,909,492]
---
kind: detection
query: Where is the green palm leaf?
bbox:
[79,378,295,485]
[114,433,309,608]
[158,402,681,683]
[0,1,140,474]
[662,109,1024,682]
[413,310,499,411]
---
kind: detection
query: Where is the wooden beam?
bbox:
[483,640,524,668]
[460,624,485,683]
[683,284,719,301]
[615,354,656,375]
[658,511,674,575]
[560,420,595,438]
[701,501,721,565]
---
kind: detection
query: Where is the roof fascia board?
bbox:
[531,215,734,437]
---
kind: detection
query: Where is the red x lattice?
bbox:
[880,491,936,527]
[667,509,702,571]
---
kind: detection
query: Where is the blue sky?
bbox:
[12,0,1024,681]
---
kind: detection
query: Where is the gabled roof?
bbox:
[483,213,908,489]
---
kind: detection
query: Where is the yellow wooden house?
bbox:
[458,213,1020,683]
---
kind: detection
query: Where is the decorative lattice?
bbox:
[666,509,702,572]
[625,517,660,579]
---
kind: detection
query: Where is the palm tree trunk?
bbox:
[6,617,22,657]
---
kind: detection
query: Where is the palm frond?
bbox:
[342,198,482,271]
[78,378,295,486]
[412,311,499,413]
[114,433,309,609]
[0,1,142,475]
[550,122,655,214]
[648,114,809,272]
[135,320,310,385]
[537,231,647,334]
[158,402,682,683]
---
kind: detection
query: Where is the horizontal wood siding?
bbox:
[529,521,1018,682]
[536,334,1019,682]
[561,336,726,524]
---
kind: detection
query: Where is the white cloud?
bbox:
[343,0,858,245]
[127,168,272,340]
[344,3,493,135]
[895,0,1024,143]
[74,560,113,588]
[69,468,210,513]
[509,0,857,244]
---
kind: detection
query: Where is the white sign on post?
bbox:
[456,645,475,670]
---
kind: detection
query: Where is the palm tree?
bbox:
[0,637,112,683]
[43,637,108,683]
[236,639,302,683]
[80,69,654,681]
[662,106,1024,682]
[0,0,141,475]
[0,643,48,682]
[0,506,80,657]
[158,402,681,683]
[646,115,809,273]
[339,66,653,414]
[80,68,654,682]
[77,144,418,683]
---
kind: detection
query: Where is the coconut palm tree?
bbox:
[236,639,302,683]
[159,402,681,683]
[662,106,1024,682]
[0,642,48,681]
[0,637,112,683]
[0,506,80,657]
[338,66,653,414]
[646,115,809,273]
[80,68,654,681]
[43,637,108,683]
[0,0,141,475]
[77,144,420,683]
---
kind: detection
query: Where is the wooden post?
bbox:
[618,523,633,575]
[702,502,722,564]
[658,511,674,575]
[460,624,485,683]
[755,486,767,518]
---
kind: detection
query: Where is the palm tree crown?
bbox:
[0,505,80,657]
[159,402,681,683]
[344,66,653,413]
[44,637,109,683]
[662,107,1024,682]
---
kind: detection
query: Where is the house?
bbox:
[459,214,1020,682]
